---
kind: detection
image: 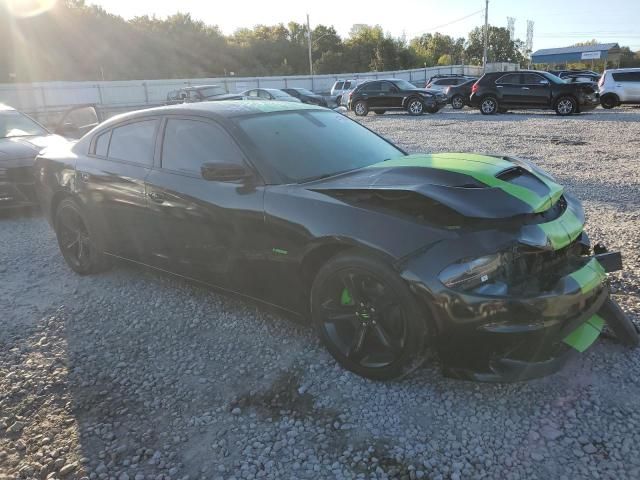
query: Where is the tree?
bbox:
[410,33,464,66]
[466,26,525,65]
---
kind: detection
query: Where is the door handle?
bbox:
[496,85,503,88]
[148,191,168,203]
[521,87,530,90]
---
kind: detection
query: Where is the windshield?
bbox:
[199,86,227,98]
[294,88,315,95]
[540,72,566,84]
[235,110,404,183]
[392,79,417,90]
[0,111,48,138]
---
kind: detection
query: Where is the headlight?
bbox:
[438,254,503,290]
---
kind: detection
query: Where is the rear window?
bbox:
[107,120,158,165]
[612,72,640,82]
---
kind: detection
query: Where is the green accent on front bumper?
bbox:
[563,314,605,352]
[570,258,606,294]
[272,248,288,255]
[341,288,353,306]
[370,154,563,213]
[537,207,584,250]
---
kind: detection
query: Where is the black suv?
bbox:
[348,79,448,116]
[469,71,599,115]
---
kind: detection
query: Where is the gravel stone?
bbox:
[1,107,639,479]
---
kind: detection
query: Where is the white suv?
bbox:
[599,68,640,109]
[330,79,358,104]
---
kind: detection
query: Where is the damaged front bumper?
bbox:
[401,196,632,382]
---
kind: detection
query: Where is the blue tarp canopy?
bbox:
[532,43,620,64]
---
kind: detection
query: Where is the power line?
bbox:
[415,8,485,36]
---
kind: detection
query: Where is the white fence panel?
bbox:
[0,63,517,124]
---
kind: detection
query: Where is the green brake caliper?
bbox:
[341,288,353,306]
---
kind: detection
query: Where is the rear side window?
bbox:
[360,82,381,92]
[334,81,344,90]
[344,81,352,89]
[161,119,245,174]
[108,120,158,165]
[496,73,521,84]
[94,131,111,157]
[612,72,640,82]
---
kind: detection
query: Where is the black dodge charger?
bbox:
[34,101,638,381]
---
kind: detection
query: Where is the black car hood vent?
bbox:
[308,155,558,220]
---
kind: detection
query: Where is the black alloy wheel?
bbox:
[451,95,465,109]
[555,96,577,116]
[55,198,108,274]
[311,252,427,380]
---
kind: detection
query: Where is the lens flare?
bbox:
[6,0,57,18]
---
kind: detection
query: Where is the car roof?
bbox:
[92,101,325,129]
[604,67,640,73]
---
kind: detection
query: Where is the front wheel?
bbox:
[55,198,109,275]
[406,98,424,116]
[480,96,498,115]
[451,95,465,109]
[425,105,441,114]
[353,100,369,116]
[311,252,428,380]
[555,96,577,116]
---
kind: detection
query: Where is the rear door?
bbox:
[612,71,640,101]
[144,116,266,289]
[495,73,523,105]
[77,118,159,259]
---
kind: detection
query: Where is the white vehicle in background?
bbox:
[599,68,640,109]
[331,79,358,105]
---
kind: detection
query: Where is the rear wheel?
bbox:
[555,96,577,116]
[451,95,465,109]
[55,198,108,275]
[354,100,369,116]
[311,252,428,380]
[406,98,424,116]
[600,94,619,109]
[336,95,342,106]
[480,96,498,115]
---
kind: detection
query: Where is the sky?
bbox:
[84,0,640,51]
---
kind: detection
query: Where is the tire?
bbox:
[54,198,109,275]
[480,96,498,115]
[374,110,386,115]
[406,98,424,116]
[555,96,577,116]
[353,100,369,116]
[425,105,441,114]
[451,95,465,110]
[600,94,619,109]
[336,95,342,106]
[311,251,429,380]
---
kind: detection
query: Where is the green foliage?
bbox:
[466,26,525,65]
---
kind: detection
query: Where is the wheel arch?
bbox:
[402,95,422,109]
[50,190,76,228]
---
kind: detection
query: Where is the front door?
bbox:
[144,116,266,291]
[519,73,552,107]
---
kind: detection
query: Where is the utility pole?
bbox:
[307,14,313,76]
[483,0,489,72]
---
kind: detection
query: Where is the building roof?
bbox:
[532,43,620,64]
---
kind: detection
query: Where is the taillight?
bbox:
[598,74,604,87]
[471,82,479,94]
[445,86,451,94]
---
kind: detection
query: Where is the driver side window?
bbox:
[161,119,245,175]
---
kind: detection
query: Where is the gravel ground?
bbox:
[2,107,640,480]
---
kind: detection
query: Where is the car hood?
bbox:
[0,135,67,165]
[308,153,564,220]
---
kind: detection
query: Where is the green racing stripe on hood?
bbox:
[370,154,564,213]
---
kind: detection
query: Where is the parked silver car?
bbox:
[599,68,640,109]
[241,88,302,102]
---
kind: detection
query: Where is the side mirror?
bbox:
[201,162,250,182]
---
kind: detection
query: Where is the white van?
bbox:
[599,68,640,109]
